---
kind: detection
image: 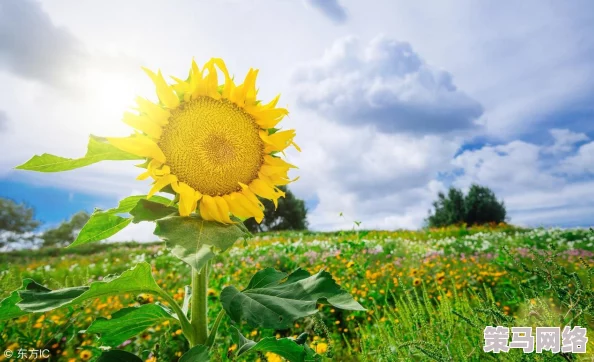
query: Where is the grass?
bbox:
[0,225,593,361]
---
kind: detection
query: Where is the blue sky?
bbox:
[0,0,593,240]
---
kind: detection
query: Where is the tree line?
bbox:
[0,183,507,248]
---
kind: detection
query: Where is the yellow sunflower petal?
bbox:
[203,62,220,99]
[137,170,151,180]
[142,67,180,109]
[148,174,177,198]
[210,58,235,99]
[199,198,213,221]
[170,76,192,101]
[249,179,284,208]
[234,192,264,223]
[223,194,252,219]
[122,112,162,139]
[260,129,297,152]
[135,97,170,126]
[264,155,297,169]
[201,195,223,223]
[176,182,199,216]
[107,135,166,163]
[251,108,289,129]
[213,196,233,224]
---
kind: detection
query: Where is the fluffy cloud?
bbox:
[0,0,86,87]
[451,132,594,227]
[560,141,594,175]
[544,128,590,155]
[292,36,484,135]
[287,118,457,230]
[304,0,347,24]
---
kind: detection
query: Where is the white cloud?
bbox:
[288,118,458,230]
[559,141,594,175]
[0,0,593,233]
[544,128,590,154]
[452,138,594,227]
[292,35,483,135]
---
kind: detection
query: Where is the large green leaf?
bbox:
[154,216,248,271]
[70,195,172,248]
[17,262,160,313]
[96,350,143,362]
[130,199,177,223]
[233,327,320,362]
[15,135,142,172]
[179,344,210,362]
[221,268,365,329]
[0,279,33,321]
[70,212,132,248]
[86,304,175,346]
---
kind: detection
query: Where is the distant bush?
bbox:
[427,184,507,228]
[41,210,90,248]
[0,197,40,247]
[244,186,308,233]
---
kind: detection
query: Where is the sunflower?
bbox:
[108,58,299,224]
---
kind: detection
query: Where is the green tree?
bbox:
[0,197,40,247]
[41,210,90,247]
[426,184,506,227]
[244,186,308,233]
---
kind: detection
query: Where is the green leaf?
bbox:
[154,215,248,271]
[86,304,174,346]
[70,212,132,248]
[130,199,177,223]
[179,344,210,362]
[17,262,160,313]
[0,279,33,321]
[233,327,320,362]
[221,268,365,329]
[15,135,142,172]
[96,350,143,362]
[69,195,172,248]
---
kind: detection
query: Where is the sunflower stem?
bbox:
[190,262,209,346]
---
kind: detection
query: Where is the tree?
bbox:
[244,186,308,233]
[426,184,506,227]
[41,210,90,247]
[0,197,40,247]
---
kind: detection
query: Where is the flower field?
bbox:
[1,225,593,361]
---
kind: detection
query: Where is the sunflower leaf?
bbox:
[96,350,143,362]
[232,327,320,362]
[15,135,142,172]
[86,304,175,347]
[69,195,171,248]
[179,344,210,362]
[154,215,249,271]
[129,199,178,223]
[0,279,34,321]
[17,262,160,313]
[220,268,365,329]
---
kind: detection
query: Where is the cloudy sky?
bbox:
[0,0,593,241]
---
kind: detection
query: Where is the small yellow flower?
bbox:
[315,342,329,354]
[265,352,283,362]
[79,350,93,361]
[346,261,355,268]
[413,278,422,286]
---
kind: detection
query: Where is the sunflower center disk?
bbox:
[158,96,264,196]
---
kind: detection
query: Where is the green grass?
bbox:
[0,226,593,361]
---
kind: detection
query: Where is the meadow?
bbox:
[0,225,593,362]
